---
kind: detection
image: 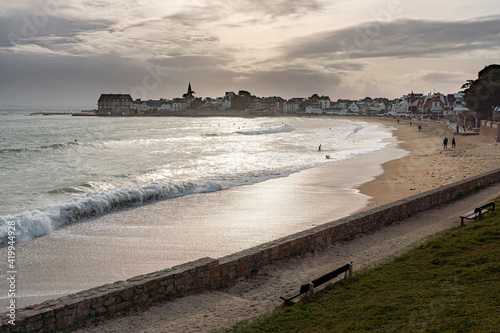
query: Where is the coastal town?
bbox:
[94,83,498,127]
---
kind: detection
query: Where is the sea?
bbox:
[0,108,400,307]
[0,109,393,247]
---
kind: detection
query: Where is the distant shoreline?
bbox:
[72,109,285,117]
[71,109,370,118]
[29,108,387,118]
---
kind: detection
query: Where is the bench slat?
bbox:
[461,209,488,220]
[280,263,351,302]
[460,201,495,226]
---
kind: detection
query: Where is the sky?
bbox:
[0,0,499,107]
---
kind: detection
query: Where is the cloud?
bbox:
[163,0,327,29]
[0,1,498,105]
[0,14,113,48]
[0,51,148,105]
[282,15,500,61]
[218,0,324,18]
[243,68,342,98]
[152,55,233,68]
[417,70,471,85]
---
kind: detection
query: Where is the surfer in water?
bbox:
[318,144,322,151]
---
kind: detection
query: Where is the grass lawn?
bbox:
[221,197,500,332]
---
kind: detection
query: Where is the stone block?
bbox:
[91,304,106,315]
[102,294,118,307]
[119,288,134,301]
[75,305,91,320]
[173,270,189,279]
[160,277,174,286]
[107,303,117,313]
[144,279,161,291]
[164,283,174,293]
[132,293,149,305]
[56,317,68,331]
[116,301,132,312]
[64,297,87,309]
[175,282,186,292]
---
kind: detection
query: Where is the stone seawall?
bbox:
[2,168,499,332]
[480,120,500,142]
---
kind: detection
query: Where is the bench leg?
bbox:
[307,282,314,296]
[461,217,464,226]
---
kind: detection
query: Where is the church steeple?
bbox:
[183,82,195,101]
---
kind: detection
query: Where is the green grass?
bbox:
[221,197,500,333]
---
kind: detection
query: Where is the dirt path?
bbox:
[77,182,500,333]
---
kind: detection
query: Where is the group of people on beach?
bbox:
[443,137,456,149]
[395,117,457,150]
[454,122,473,133]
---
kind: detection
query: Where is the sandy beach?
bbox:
[75,118,499,333]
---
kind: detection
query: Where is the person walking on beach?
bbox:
[418,125,422,132]
[443,137,448,149]
[318,144,322,152]
[452,137,456,148]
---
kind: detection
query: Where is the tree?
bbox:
[230,90,255,110]
[191,97,203,109]
[238,90,252,98]
[309,94,330,101]
[309,93,320,101]
[461,64,500,120]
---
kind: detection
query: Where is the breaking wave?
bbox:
[236,125,294,135]
[0,164,311,247]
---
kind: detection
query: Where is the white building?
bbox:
[388,100,408,116]
[306,105,323,114]
[319,99,330,110]
[134,100,150,114]
[347,102,360,114]
[172,98,187,111]
[159,102,172,111]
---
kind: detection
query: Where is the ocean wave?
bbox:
[0,180,224,246]
[47,183,93,194]
[0,141,78,155]
[236,125,294,135]
[0,166,309,246]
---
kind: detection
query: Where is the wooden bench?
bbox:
[280,262,353,303]
[460,201,495,226]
